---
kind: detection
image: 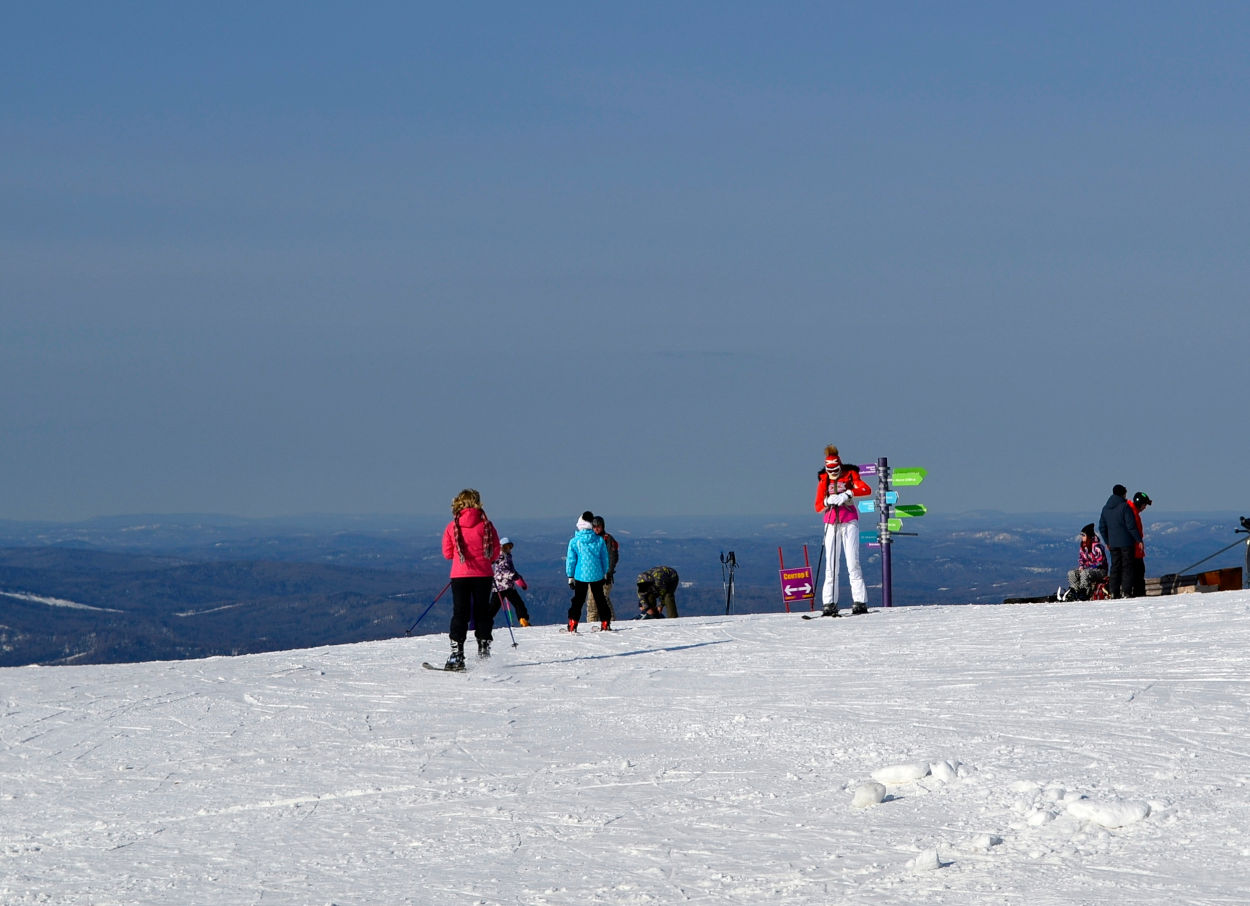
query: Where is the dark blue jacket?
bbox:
[1097,494,1142,549]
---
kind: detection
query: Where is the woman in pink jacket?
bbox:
[440,488,499,670]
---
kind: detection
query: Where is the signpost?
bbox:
[869,457,928,607]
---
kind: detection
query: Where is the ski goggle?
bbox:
[825,460,842,475]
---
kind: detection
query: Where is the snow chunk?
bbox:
[872,762,931,785]
[966,833,1004,851]
[850,781,887,808]
[929,760,960,783]
[1066,798,1151,828]
[908,849,943,872]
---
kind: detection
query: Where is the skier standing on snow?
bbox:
[636,565,680,618]
[492,537,532,627]
[1097,484,1141,599]
[566,511,612,632]
[814,445,873,616]
[587,515,619,624]
[441,488,500,670]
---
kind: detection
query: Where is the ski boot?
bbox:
[600,620,612,631]
[477,638,491,658]
[851,602,868,615]
[519,618,531,627]
[821,603,839,617]
[568,619,578,633]
[445,641,466,672]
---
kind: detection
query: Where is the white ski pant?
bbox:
[822,521,866,606]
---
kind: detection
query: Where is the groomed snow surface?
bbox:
[4,593,1250,905]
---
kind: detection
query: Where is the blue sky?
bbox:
[3,2,1247,521]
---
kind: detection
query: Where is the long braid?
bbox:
[452,505,468,563]
[481,511,497,562]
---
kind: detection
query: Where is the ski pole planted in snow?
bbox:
[496,590,519,648]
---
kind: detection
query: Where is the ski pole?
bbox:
[404,582,452,635]
[812,518,827,613]
[496,590,519,647]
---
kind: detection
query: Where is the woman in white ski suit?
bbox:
[813,445,872,615]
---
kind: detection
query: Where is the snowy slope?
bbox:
[3,594,1250,905]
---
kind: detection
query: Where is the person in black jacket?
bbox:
[1097,484,1142,599]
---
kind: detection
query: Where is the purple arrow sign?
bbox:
[779,566,814,603]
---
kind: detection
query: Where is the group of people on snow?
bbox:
[810,446,1159,611]
[437,451,1155,670]
[439,490,680,670]
[1060,484,1153,601]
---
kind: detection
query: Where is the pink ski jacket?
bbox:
[442,507,498,578]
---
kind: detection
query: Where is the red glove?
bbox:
[1135,543,1144,558]
[516,578,527,590]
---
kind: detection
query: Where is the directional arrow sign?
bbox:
[895,504,927,517]
[857,494,904,513]
[779,566,815,603]
[888,467,927,487]
[860,529,880,543]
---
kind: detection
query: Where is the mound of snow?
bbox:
[1066,798,1152,828]
[850,781,887,808]
[872,762,931,784]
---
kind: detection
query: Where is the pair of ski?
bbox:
[801,609,874,620]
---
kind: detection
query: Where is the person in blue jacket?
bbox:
[566,511,612,632]
[1097,484,1142,599]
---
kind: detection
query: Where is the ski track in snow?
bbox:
[3,595,1250,904]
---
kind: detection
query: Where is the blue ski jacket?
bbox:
[566,527,611,582]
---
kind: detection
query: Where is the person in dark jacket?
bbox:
[1097,485,1142,599]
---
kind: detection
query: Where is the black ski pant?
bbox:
[450,576,494,644]
[492,587,530,622]
[1108,547,1133,599]
[568,580,607,624]
[1130,558,1146,598]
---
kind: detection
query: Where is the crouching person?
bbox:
[637,566,680,619]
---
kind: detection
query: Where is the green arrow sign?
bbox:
[858,501,927,517]
[861,518,903,539]
[889,467,927,487]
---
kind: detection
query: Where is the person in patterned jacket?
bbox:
[1065,524,1108,600]
[492,538,532,627]
[636,565,680,619]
